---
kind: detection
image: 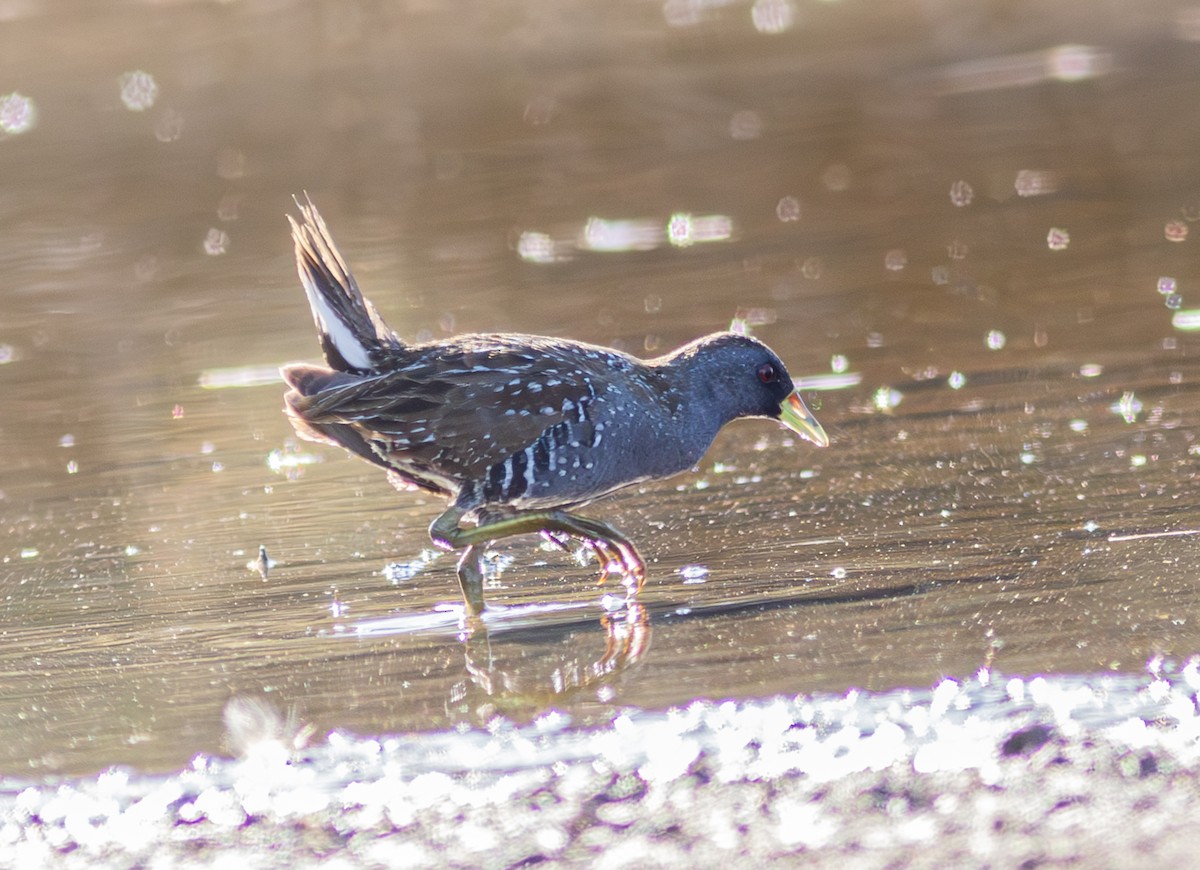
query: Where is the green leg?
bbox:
[430,505,646,614]
[455,544,488,617]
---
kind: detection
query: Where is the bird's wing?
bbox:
[292,340,616,481]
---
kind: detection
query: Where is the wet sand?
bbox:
[6,669,1200,867]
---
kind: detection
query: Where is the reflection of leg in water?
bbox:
[596,603,650,679]
[455,604,652,718]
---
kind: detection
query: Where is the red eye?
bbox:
[756,362,778,384]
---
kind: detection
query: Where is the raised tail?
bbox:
[288,195,404,374]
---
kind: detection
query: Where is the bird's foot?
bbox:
[539,528,643,589]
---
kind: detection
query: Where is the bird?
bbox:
[281,197,829,615]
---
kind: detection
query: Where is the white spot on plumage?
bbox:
[523,445,536,493]
[301,273,374,371]
[501,455,513,493]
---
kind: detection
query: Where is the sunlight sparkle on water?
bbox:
[579,217,663,252]
[667,213,733,247]
[516,231,559,263]
[949,180,974,207]
[797,372,861,391]
[1049,44,1112,81]
[939,44,1111,95]
[831,354,848,373]
[751,0,795,34]
[0,92,36,134]
[199,365,282,389]
[1046,227,1070,250]
[678,565,709,584]
[1157,276,1177,295]
[1165,220,1189,242]
[118,70,158,111]
[266,444,322,479]
[1171,309,1200,331]
[1111,391,1142,423]
[661,0,705,28]
[1014,170,1060,197]
[203,228,229,256]
[884,249,907,271]
[382,550,440,584]
[775,196,801,222]
[947,371,966,389]
[985,330,1006,350]
[600,594,627,612]
[873,387,902,411]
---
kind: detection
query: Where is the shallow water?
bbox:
[3,0,1200,779]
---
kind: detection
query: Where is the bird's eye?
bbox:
[756,362,778,384]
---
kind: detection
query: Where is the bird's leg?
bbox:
[454,543,488,617]
[430,505,646,612]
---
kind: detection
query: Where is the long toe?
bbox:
[584,533,644,589]
[540,529,574,554]
[588,538,625,584]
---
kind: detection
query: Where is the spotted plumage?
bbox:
[281,197,828,615]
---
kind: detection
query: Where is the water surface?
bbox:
[3,0,1200,776]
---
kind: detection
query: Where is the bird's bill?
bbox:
[780,391,829,448]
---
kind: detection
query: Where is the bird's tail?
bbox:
[288,195,404,373]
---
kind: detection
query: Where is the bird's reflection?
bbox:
[449,602,651,719]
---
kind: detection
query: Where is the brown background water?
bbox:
[3,0,1200,775]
